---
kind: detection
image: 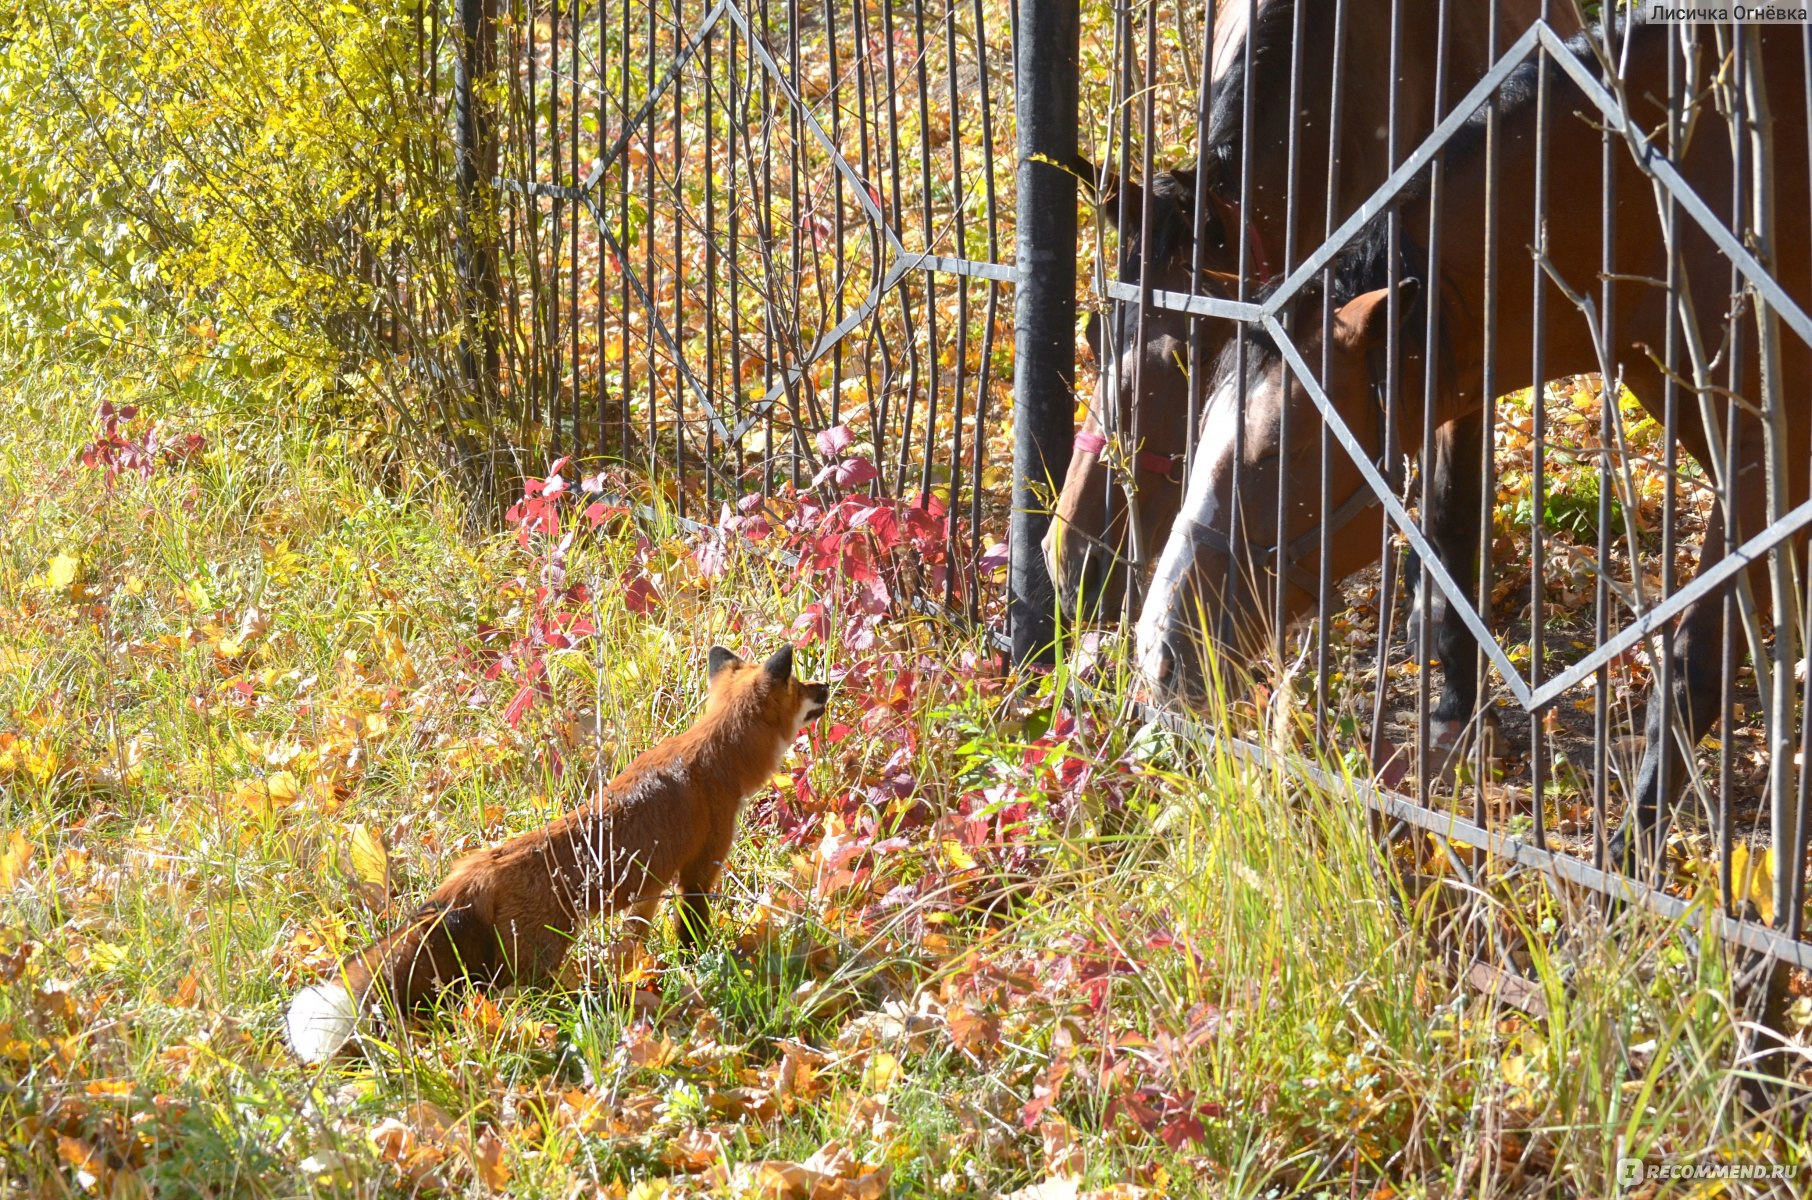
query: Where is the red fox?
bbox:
[286,644,828,1063]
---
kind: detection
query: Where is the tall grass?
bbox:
[0,361,1804,1195]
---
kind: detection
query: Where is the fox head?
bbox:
[704,644,829,740]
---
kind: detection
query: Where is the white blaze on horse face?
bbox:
[1136,371,1244,684]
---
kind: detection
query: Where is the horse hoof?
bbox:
[1403,606,1424,654]
[1427,717,1466,756]
[1426,711,1502,782]
[1605,823,1662,877]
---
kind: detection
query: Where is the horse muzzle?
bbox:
[1048,517,1131,619]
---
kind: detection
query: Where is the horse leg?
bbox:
[1402,547,1424,649]
[1424,411,1490,754]
[1609,481,1745,873]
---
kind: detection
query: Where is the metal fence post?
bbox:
[1010,0,1079,664]
[453,0,502,419]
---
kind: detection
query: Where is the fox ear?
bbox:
[762,645,794,682]
[707,646,740,680]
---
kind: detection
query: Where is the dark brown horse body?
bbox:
[1045,0,1579,619]
[1137,23,1811,864]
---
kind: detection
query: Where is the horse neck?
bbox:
[1255,0,1581,261]
[1215,0,1489,264]
[1402,30,1643,425]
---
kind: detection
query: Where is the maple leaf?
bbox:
[469,1128,510,1189]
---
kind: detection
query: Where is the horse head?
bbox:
[1045,164,1244,620]
[1136,283,1417,702]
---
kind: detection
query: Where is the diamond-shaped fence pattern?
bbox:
[1107,15,1812,973]
[487,0,1019,618]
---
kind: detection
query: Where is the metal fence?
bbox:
[460,0,1019,627]
[1071,2,1812,1066]
[439,0,1812,1069]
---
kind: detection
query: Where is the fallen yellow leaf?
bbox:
[861,1050,902,1092]
[348,823,389,889]
[1731,845,1777,926]
[45,554,80,591]
[0,832,34,890]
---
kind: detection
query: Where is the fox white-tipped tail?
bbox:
[286,981,358,1064]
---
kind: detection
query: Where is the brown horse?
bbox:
[1136,21,1812,866]
[1044,0,1581,620]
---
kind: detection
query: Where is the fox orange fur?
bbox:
[287,644,827,1063]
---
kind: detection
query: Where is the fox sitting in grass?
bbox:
[286,644,828,1063]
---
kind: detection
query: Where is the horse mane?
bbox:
[1107,0,1302,277]
[1123,169,1197,273]
[1201,0,1303,198]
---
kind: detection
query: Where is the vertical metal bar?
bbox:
[620,0,634,453]
[1416,0,1452,810]
[853,0,878,474]
[597,0,610,458]
[786,0,806,490]
[453,0,502,434]
[1130,0,1157,621]
[647,0,660,482]
[1788,21,1812,942]
[432,0,443,196]
[876,0,907,494]
[1473,0,1502,831]
[914,0,939,504]
[1744,24,1799,952]
[503,1,524,439]
[569,0,580,456]
[827,0,845,431]
[1096,0,1129,615]
[1227,0,1259,654]
[550,0,563,456]
[1184,0,1214,477]
[704,0,720,504]
[1656,20,1682,881]
[1010,0,1078,663]
[1720,39,1748,915]
[946,0,971,610]
[1592,12,1617,868]
[759,0,777,494]
[891,0,924,496]
[1368,0,1408,781]
[1315,0,1346,746]
[527,2,542,426]
[1282,0,1311,725]
[672,0,687,513]
[1526,2,1552,849]
[971,0,1002,621]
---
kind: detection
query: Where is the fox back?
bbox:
[286,644,827,1063]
